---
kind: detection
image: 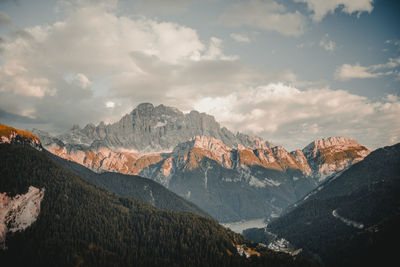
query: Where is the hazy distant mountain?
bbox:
[32,103,370,222]
[244,143,400,266]
[0,124,317,267]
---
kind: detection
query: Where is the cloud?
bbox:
[294,0,374,22]
[230,33,251,43]
[1,0,396,151]
[220,0,306,37]
[319,34,336,52]
[0,61,54,97]
[194,83,400,150]
[74,73,91,88]
[0,1,295,130]
[335,64,380,80]
[335,57,400,80]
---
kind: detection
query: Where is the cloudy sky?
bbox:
[0,0,399,150]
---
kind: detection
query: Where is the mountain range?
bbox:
[33,103,370,222]
[1,104,398,266]
[0,122,317,267]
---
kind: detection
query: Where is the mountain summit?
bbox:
[43,103,272,153]
[32,103,370,221]
[302,137,370,181]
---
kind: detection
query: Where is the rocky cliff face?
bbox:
[302,137,370,182]
[40,133,369,187]
[40,103,272,153]
[0,186,45,249]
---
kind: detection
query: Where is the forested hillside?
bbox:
[47,151,209,217]
[0,144,316,267]
[245,143,400,266]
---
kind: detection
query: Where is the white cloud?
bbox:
[1,0,396,152]
[1,1,293,129]
[230,33,251,43]
[0,60,54,97]
[194,83,400,150]
[74,73,92,88]
[220,0,306,37]
[65,73,92,88]
[335,57,400,80]
[335,64,380,80]
[294,0,374,22]
[319,34,336,52]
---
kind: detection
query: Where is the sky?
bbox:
[0,0,399,150]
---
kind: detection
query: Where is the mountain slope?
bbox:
[41,133,369,222]
[0,143,317,267]
[47,151,209,217]
[244,143,400,266]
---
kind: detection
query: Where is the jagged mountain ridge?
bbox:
[41,103,273,153]
[301,136,370,181]
[32,104,369,182]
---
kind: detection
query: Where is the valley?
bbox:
[0,104,398,267]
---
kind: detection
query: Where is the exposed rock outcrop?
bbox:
[0,186,45,249]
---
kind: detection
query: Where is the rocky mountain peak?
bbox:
[37,103,275,153]
[303,137,361,157]
[131,103,183,117]
[302,136,370,181]
[235,133,274,149]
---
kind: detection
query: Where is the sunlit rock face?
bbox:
[302,137,370,182]
[0,186,45,249]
